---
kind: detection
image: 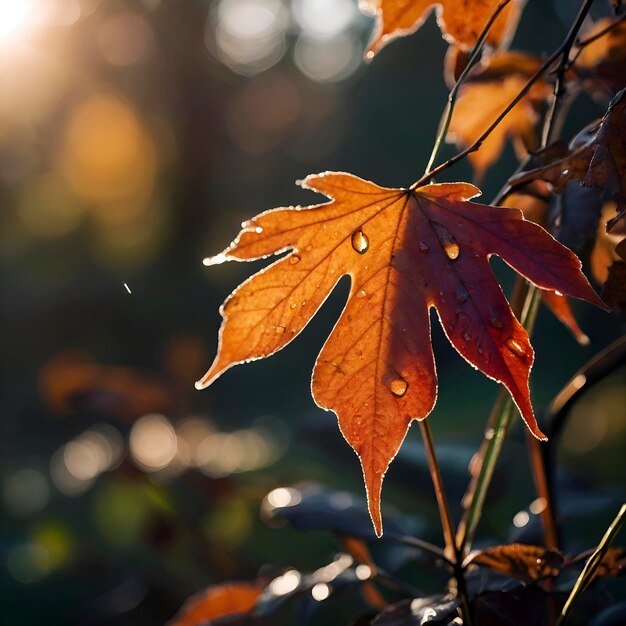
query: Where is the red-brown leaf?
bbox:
[576,18,626,97]
[541,291,590,345]
[197,173,605,534]
[362,0,524,58]
[468,544,564,583]
[168,582,263,626]
[448,52,551,177]
[584,88,626,230]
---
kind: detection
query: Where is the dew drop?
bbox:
[289,255,301,265]
[418,242,430,253]
[301,299,307,306]
[254,226,264,234]
[356,289,367,298]
[390,378,408,397]
[561,169,569,177]
[444,241,460,260]
[290,303,297,310]
[434,224,460,260]
[505,337,527,358]
[351,229,369,254]
[305,244,313,252]
[463,330,472,341]
[275,326,286,335]
[456,286,469,303]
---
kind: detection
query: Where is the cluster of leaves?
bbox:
[178,0,626,624]
[167,484,625,626]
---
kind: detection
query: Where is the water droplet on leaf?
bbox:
[418,242,430,253]
[351,229,369,254]
[390,378,408,397]
[444,241,460,260]
[289,255,301,265]
[356,289,367,298]
[275,326,286,335]
[505,337,527,358]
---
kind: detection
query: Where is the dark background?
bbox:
[1,1,624,624]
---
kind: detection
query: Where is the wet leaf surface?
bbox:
[198,172,605,534]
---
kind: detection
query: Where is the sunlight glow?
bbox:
[0,0,33,41]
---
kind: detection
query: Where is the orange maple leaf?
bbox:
[448,52,551,178]
[168,581,263,626]
[362,0,524,58]
[197,173,605,535]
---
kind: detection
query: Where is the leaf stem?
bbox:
[556,504,626,626]
[423,0,512,176]
[456,0,597,555]
[568,14,626,67]
[457,284,541,553]
[542,0,596,145]
[411,0,597,189]
[419,420,457,560]
[418,420,472,626]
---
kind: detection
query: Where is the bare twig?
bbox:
[411,0,597,189]
[423,0,512,175]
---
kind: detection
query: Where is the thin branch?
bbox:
[411,0,597,189]
[543,0,596,145]
[418,420,472,626]
[556,504,626,625]
[456,284,541,553]
[547,336,626,439]
[572,13,626,56]
[419,420,457,560]
[423,0,512,175]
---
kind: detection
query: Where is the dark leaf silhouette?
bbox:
[576,18,626,97]
[584,88,626,232]
[371,594,460,625]
[262,484,415,541]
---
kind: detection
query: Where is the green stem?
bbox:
[456,0,597,555]
[457,285,541,554]
[423,0,512,176]
[556,504,626,625]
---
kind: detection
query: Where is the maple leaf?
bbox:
[197,173,605,535]
[448,52,551,178]
[583,88,626,232]
[362,0,524,58]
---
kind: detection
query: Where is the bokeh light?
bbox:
[96,12,155,66]
[293,34,360,83]
[293,0,357,40]
[130,414,178,472]
[210,0,288,76]
[4,467,50,517]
